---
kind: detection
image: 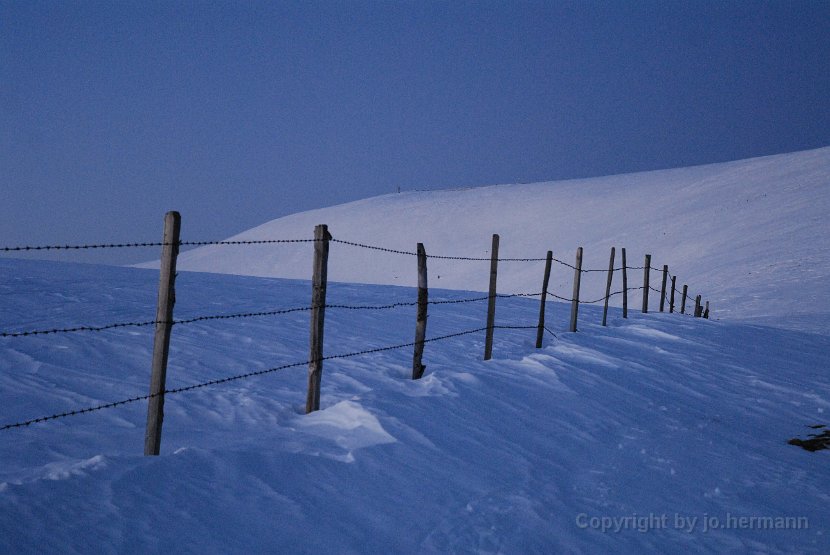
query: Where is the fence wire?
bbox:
[0,326,498,431]
[1,292,550,338]
[1,229,709,432]
[0,239,319,252]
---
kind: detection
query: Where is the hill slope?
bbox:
[170,147,830,334]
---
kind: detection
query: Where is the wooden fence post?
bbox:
[535,251,553,348]
[642,254,651,313]
[569,247,583,332]
[306,224,331,413]
[694,295,702,318]
[602,247,615,326]
[483,234,499,361]
[704,301,710,319]
[412,243,428,379]
[659,265,668,312]
[621,248,628,319]
[669,276,676,313]
[681,284,688,314]
[144,211,181,456]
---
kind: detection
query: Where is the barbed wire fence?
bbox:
[0,212,711,453]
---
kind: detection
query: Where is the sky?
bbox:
[2,0,829,265]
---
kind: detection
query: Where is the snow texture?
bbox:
[3,147,830,553]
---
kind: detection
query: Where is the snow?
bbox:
[3,147,830,553]
[163,146,830,334]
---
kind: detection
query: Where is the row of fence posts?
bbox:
[142,214,710,456]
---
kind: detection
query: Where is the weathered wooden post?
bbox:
[621,248,628,319]
[144,211,181,456]
[659,265,668,312]
[694,295,702,318]
[483,234,499,361]
[642,254,651,313]
[569,247,583,332]
[681,284,688,314]
[704,301,710,319]
[669,276,677,313]
[412,243,428,379]
[602,247,615,326]
[306,224,331,413]
[535,251,553,348]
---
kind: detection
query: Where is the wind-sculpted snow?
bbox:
[1,259,829,553]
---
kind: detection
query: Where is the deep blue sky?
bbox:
[2,1,829,263]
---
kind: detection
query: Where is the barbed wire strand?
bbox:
[0,306,318,338]
[0,239,318,252]
[331,238,548,262]
[2,234,678,277]
[333,238,637,270]
[1,292,549,338]
[4,283,679,338]
[0,326,494,431]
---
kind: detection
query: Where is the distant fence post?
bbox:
[704,301,710,319]
[412,243,428,379]
[483,234,499,360]
[669,276,676,313]
[535,251,553,348]
[144,211,181,456]
[694,295,702,317]
[659,265,668,312]
[642,254,651,313]
[306,224,331,413]
[569,247,583,332]
[621,248,628,319]
[601,247,615,326]
[681,284,688,314]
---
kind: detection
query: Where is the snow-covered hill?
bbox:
[3,147,829,553]
[168,147,830,334]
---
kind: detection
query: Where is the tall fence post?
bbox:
[669,276,676,313]
[412,243,428,379]
[483,234,499,361]
[601,247,615,326]
[144,211,181,456]
[681,284,688,314]
[569,247,583,332]
[536,250,553,348]
[659,265,668,312]
[621,248,628,319]
[306,224,331,413]
[642,254,651,313]
[694,295,702,317]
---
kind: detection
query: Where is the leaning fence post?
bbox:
[681,284,688,314]
[306,224,331,413]
[483,234,500,361]
[569,247,583,332]
[602,247,615,326]
[412,243,428,379]
[144,211,181,456]
[669,276,676,313]
[621,248,628,319]
[536,250,553,348]
[659,265,668,312]
[694,295,702,317]
[642,254,651,313]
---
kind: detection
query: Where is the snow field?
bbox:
[1,259,828,553]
